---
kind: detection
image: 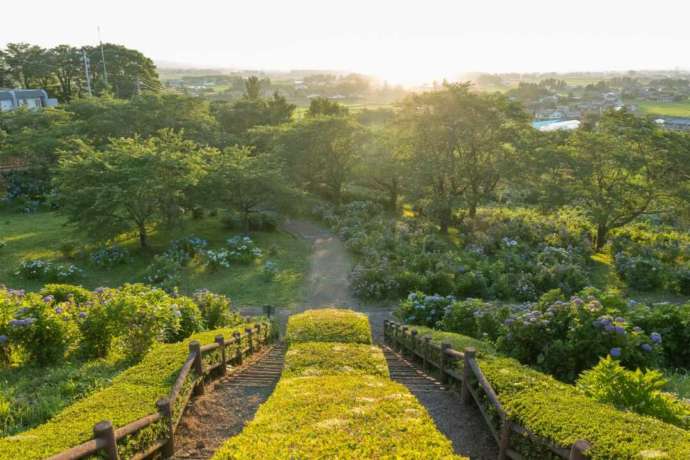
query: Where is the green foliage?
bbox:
[15,259,82,282]
[416,328,690,459]
[39,284,92,303]
[307,97,349,117]
[286,308,372,344]
[192,289,240,330]
[627,302,690,369]
[283,342,389,378]
[577,356,690,429]
[0,325,253,460]
[212,375,463,460]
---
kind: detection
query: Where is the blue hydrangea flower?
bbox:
[614,326,626,335]
[650,332,662,344]
[641,343,653,352]
[614,317,625,323]
[610,347,622,358]
[0,335,7,344]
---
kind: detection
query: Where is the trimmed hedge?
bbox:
[212,375,463,460]
[0,325,254,460]
[286,308,371,344]
[415,328,690,459]
[283,342,389,378]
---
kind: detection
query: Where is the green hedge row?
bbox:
[286,308,371,344]
[412,326,690,459]
[214,309,464,459]
[283,342,389,378]
[0,324,255,460]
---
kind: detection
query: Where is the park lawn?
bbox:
[638,100,690,117]
[0,210,309,307]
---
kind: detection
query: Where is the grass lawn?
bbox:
[0,209,309,308]
[638,101,690,117]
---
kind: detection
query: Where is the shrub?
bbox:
[627,302,690,369]
[15,259,82,282]
[192,289,241,330]
[212,375,464,460]
[202,249,231,271]
[0,325,255,460]
[440,298,509,342]
[144,254,182,292]
[396,291,455,328]
[286,309,371,344]
[576,356,690,429]
[165,297,205,343]
[39,284,92,303]
[247,211,279,232]
[415,328,690,459]
[90,245,129,268]
[262,260,278,282]
[167,236,208,265]
[283,342,389,378]
[226,236,262,264]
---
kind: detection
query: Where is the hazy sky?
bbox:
[2,0,689,85]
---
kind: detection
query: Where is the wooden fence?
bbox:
[384,320,591,460]
[47,322,272,460]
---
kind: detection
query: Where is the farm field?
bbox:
[0,209,309,308]
[638,100,690,117]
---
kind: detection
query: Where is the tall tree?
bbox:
[307,97,349,117]
[3,43,53,89]
[84,43,161,98]
[48,45,84,101]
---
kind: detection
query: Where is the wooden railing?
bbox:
[47,322,272,460]
[384,320,591,460]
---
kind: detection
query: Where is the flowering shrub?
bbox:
[192,289,241,329]
[226,236,262,264]
[576,356,690,429]
[396,292,455,328]
[627,302,690,369]
[262,261,279,282]
[144,254,182,292]
[39,284,92,304]
[167,236,208,265]
[165,297,205,342]
[16,259,82,282]
[203,249,232,271]
[89,245,129,269]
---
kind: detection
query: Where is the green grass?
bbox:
[666,370,690,400]
[286,309,372,344]
[0,356,131,437]
[0,210,309,307]
[638,101,690,117]
[283,342,389,378]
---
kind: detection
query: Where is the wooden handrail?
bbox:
[47,322,272,460]
[384,321,590,460]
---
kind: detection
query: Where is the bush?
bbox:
[627,302,690,369]
[90,245,129,269]
[576,356,690,429]
[283,342,389,378]
[247,212,279,232]
[286,309,371,344]
[192,289,241,330]
[262,260,278,282]
[0,325,255,460]
[226,236,262,264]
[144,254,182,292]
[202,249,231,271]
[39,284,92,303]
[15,259,82,282]
[212,375,463,460]
[415,328,690,459]
[167,236,208,265]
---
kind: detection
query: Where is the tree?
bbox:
[48,45,84,101]
[2,43,53,89]
[83,43,160,98]
[244,76,263,100]
[547,110,673,250]
[259,116,366,203]
[357,128,404,211]
[54,130,209,248]
[396,83,528,232]
[206,147,288,231]
[307,97,349,117]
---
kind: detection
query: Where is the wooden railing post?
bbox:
[439,342,451,384]
[498,417,511,460]
[215,335,226,375]
[156,398,174,458]
[189,340,205,395]
[254,324,262,350]
[569,440,591,460]
[233,331,243,364]
[401,327,409,355]
[410,330,418,362]
[93,420,119,460]
[461,347,476,404]
[383,320,389,343]
[422,336,431,372]
[246,327,254,355]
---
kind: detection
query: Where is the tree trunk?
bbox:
[439,207,452,234]
[138,224,149,249]
[595,223,608,251]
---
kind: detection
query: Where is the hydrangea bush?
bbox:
[16,259,82,282]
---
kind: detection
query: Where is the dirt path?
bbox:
[172,344,286,459]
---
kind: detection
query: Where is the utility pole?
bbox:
[98,26,109,87]
[82,49,93,96]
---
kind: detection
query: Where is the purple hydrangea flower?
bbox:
[610,347,622,358]
[54,307,63,315]
[78,312,87,319]
[641,343,653,352]
[614,326,626,335]
[614,317,625,323]
[43,295,55,303]
[604,324,615,333]
[650,332,662,344]
[632,326,642,334]
[94,287,106,294]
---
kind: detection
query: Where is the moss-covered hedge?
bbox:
[212,375,463,460]
[286,308,371,344]
[283,342,389,378]
[0,325,254,460]
[413,328,690,459]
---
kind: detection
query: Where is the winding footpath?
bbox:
[174,219,497,459]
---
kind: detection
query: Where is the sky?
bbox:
[2,0,690,85]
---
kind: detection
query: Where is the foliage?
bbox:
[0,325,254,460]
[89,245,129,269]
[307,97,349,117]
[282,342,389,378]
[225,236,263,264]
[416,328,690,459]
[262,260,279,282]
[15,259,82,282]
[286,308,372,344]
[192,289,241,330]
[143,253,183,292]
[576,356,690,429]
[627,302,690,369]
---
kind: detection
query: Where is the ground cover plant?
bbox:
[286,308,372,344]
[0,324,257,460]
[0,210,309,307]
[410,327,690,459]
[214,308,463,459]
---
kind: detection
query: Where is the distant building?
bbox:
[0,89,58,112]
[654,117,690,132]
